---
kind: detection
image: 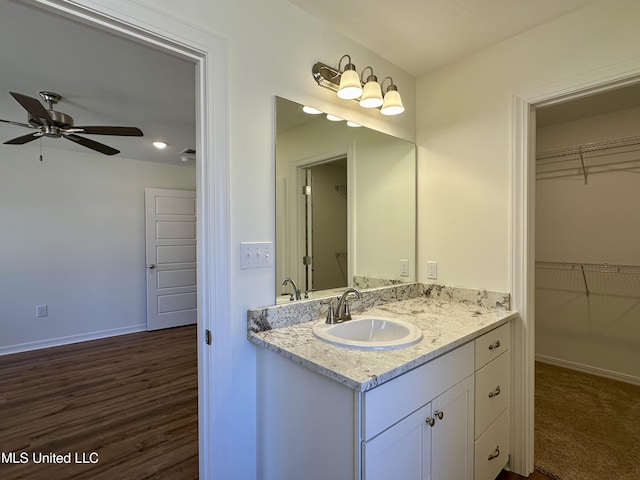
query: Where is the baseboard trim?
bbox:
[536,354,640,386]
[0,324,147,356]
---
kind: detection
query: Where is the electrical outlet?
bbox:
[36,304,48,318]
[427,261,438,280]
[400,259,409,277]
[240,242,274,269]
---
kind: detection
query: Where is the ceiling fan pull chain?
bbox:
[39,137,43,162]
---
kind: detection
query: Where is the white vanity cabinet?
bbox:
[256,321,512,480]
[474,322,511,480]
[362,342,474,480]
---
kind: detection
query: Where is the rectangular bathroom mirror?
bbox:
[275,97,416,303]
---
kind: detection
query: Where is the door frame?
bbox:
[511,58,640,475]
[29,1,230,478]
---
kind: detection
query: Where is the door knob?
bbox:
[434,410,444,420]
[147,264,156,269]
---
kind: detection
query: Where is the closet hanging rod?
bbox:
[535,261,640,275]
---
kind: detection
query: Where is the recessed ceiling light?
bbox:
[153,141,168,149]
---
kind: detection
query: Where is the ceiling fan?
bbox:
[0,91,143,156]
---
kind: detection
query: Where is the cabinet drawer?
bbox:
[474,409,510,480]
[475,323,510,369]
[362,342,473,441]
[475,351,510,437]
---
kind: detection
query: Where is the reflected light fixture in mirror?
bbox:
[303,105,323,115]
[311,56,404,115]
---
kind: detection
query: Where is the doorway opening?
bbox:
[531,82,640,478]
[0,1,230,478]
[299,156,348,293]
[513,62,640,476]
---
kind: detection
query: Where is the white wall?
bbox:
[0,145,195,352]
[535,106,640,381]
[129,1,417,478]
[416,0,640,292]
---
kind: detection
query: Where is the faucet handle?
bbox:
[326,301,335,324]
[343,302,352,321]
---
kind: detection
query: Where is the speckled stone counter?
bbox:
[248,284,518,392]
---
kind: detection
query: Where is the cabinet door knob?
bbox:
[434,410,444,420]
[488,446,500,461]
[426,417,435,427]
[488,340,501,351]
[488,386,501,398]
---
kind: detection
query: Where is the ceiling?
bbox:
[289,0,601,77]
[0,1,195,166]
[2,0,636,162]
[292,0,640,128]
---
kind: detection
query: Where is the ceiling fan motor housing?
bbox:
[28,110,74,130]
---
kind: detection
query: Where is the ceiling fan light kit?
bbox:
[0,91,144,156]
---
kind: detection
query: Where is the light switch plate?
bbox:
[240,242,274,269]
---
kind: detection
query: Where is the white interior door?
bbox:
[145,188,197,330]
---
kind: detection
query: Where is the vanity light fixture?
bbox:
[336,55,363,100]
[311,56,404,115]
[380,77,405,116]
[359,67,383,108]
[346,121,362,128]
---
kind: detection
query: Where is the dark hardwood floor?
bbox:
[0,326,198,480]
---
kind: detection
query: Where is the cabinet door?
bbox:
[363,403,432,480]
[430,376,474,480]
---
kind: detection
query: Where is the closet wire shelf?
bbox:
[536,134,640,183]
[536,261,640,298]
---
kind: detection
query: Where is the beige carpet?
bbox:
[535,362,640,480]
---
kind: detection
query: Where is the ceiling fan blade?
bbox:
[63,133,120,156]
[4,132,42,145]
[9,92,53,126]
[71,126,143,136]
[0,118,37,129]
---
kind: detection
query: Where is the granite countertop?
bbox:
[248,286,518,392]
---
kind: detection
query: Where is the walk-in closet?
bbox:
[532,83,640,480]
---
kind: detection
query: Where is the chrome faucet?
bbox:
[282,277,301,301]
[326,287,362,324]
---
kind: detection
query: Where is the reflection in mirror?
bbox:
[275,97,416,304]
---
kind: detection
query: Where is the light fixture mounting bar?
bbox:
[312,62,342,93]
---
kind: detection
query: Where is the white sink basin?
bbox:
[312,316,423,350]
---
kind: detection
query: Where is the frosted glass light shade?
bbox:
[303,105,323,114]
[337,69,363,99]
[380,89,405,115]
[359,80,383,108]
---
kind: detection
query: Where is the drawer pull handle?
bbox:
[488,340,501,351]
[426,417,435,427]
[434,410,444,420]
[488,446,500,461]
[488,386,501,398]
